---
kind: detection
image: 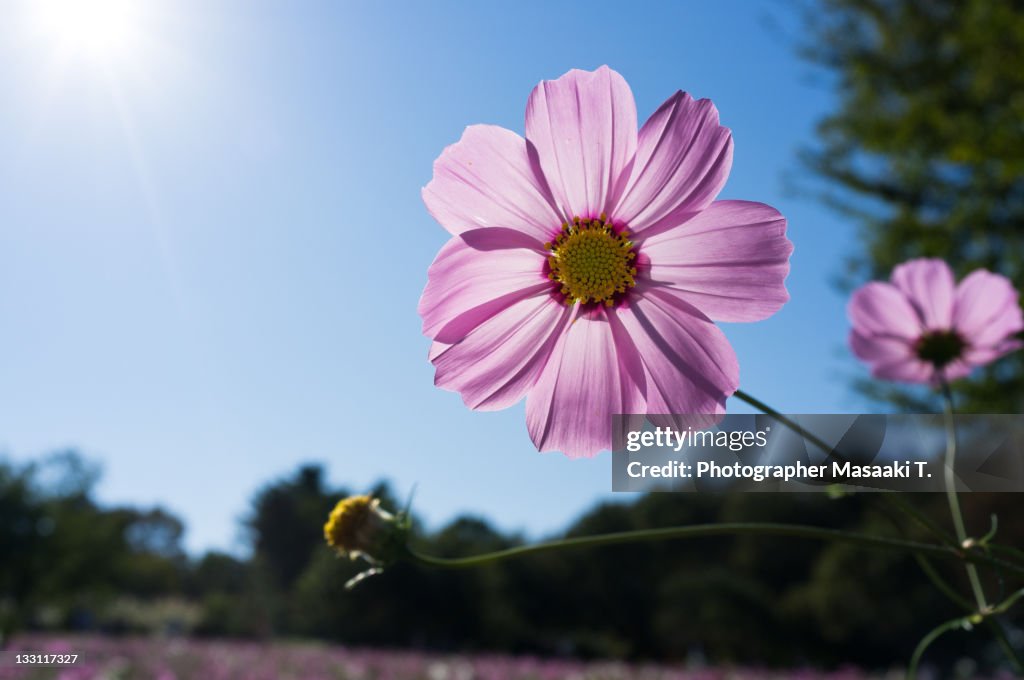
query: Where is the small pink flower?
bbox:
[420,66,793,457]
[848,258,1024,384]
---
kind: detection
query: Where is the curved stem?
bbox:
[987,618,1024,675]
[735,390,967,552]
[406,521,1019,573]
[733,389,841,463]
[885,494,958,547]
[940,379,989,612]
[906,615,969,680]
[913,554,974,612]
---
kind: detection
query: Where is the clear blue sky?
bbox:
[0,0,871,554]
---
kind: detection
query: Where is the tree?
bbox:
[800,0,1024,411]
[248,465,341,590]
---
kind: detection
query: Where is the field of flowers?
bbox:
[0,635,895,680]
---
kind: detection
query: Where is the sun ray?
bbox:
[30,0,144,62]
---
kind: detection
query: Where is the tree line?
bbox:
[3,450,1022,671]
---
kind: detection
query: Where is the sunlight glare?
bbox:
[32,0,144,62]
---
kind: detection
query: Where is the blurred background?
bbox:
[1,0,1023,676]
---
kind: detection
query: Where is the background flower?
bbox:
[848,258,1024,384]
[421,66,793,457]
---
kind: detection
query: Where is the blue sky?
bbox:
[0,0,871,554]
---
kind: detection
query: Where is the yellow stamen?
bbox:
[324,495,389,559]
[546,214,637,306]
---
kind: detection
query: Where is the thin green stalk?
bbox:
[886,494,958,547]
[906,616,971,680]
[940,380,989,613]
[912,553,973,611]
[990,587,1024,615]
[904,586,1024,678]
[733,389,841,463]
[988,542,1024,564]
[986,618,1024,675]
[736,390,966,552]
[406,521,1021,574]
[876,495,972,611]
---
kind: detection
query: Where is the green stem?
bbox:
[407,521,1018,573]
[903,586,1024,678]
[987,618,1024,675]
[940,380,989,612]
[990,587,1024,615]
[912,553,974,611]
[736,390,968,554]
[733,389,841,463]
[906,615,970,680]
[885,494,958,547]
[887,511,1023,672]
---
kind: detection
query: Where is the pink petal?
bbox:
[849,329,915,365]
[422,124,562,241]
[613,92,732,234]
[639,200,792,322]
[964,338,1023,367]
[614,287,738,416]
[890,258,955,330]
[871,356,935,384]
[525,308,643,458]
[941,358,975,382]
[432,295,572,411]
[419,229,550,343]
[847,282,923,340]
[524,66,638,220]
[953,269,1024,348]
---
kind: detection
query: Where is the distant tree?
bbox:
[247,465,341,590]
[0,459,44,642]
[0,452,189,640]
[800,0,1024,411]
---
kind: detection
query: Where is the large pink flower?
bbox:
[848,258,1024,384]
[420,66,793,457]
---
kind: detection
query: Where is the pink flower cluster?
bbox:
[0,634,892,680]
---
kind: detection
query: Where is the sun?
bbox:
[30,0,145,62]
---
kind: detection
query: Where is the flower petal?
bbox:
[942,358,976,382]
[849,329,915,365]
[953,269,1024,348]
[614,287,738,416]
[419,229,550,343]
[432,295,572,411]
[613,91,732,234]
[640,200,792,322]
[871,356,935,384]
[525,308,642,458]
[524,66,638,220]
[422,125,562,241]
[964,339,1023,366]
[847,282,922,340]
[890,258,955,330]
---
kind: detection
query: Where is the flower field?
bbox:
[0,635,893,680]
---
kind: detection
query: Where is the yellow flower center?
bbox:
[324,495,378,555]
[545,214,637,306]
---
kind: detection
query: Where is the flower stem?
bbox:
[732,389,840,462]
[406,521,1015,572]
[939,379,989,613]
[906,615,970,680]
[987,618,1024,675]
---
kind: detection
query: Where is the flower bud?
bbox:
[323,495,404,565]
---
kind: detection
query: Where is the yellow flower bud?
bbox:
[324,495,401,564]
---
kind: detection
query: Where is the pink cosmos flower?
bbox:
[848,258,1024,384]
[419,66,793,457]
